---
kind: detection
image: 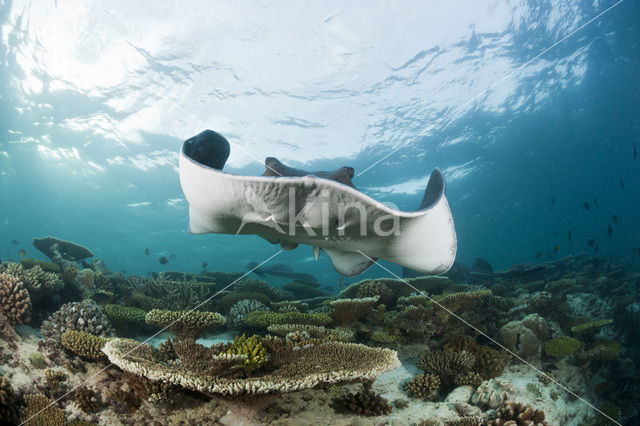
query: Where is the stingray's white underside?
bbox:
[179,152,457,276]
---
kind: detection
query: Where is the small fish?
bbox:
[11,239,19,245]
[607,224,613,236]
[550,196,555,205]
[612,215,618,224]
[593,198,598,207]
[583,202,590,211]
[158,256,169,265]
[587,238,595,247]
[594,243,599,254]
[552,231,558,236]
[169,254,177,260]
[202,261,208,269]
[620,178,625,189]
[636,247,640,257]
[568,229,572,241]
[553,245,560,253]
[144,248,149,256]
[634,142,637,159]
[534,252,544,259]
[18,249,27,259]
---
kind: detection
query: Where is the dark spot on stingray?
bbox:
[607,224,613,236]
[567,229,572,241]
[583,202,590,211]
[158,256,169,265]
[144,248,149,256]
[550,196,555,205]
[587,238,595,247]
[11,239,19,245]
[169,254,177,260]
[612,215,618,224]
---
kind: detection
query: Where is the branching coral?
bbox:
[75,386,101,413]
[233,278,284,300]
[544,336,581,358]
[103,337,400,396]
[431,290,491,322]
[339,383,392,416]
[223,334,268,372]
[0,272,31,323]
[228,299,270,327]
[0,262,63,304]
[354,280,395,305]
[60,330,109,361]
[330,296,379,326]
[19,393,66,426]
[144,309,225,338]
[0,374,18,425]
[243,310,332,328]
[405,373,440,400]
[418,350,476,385]
[266,323,353,341]
[454,371,483,388]
[41,300,113,340]
[487,401,548,426]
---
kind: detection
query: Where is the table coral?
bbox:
[0,272,31,324]
[329,296,379,326]
[103,337,400,396]
[144,309,225,338]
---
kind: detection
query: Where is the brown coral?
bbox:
[60,330,108,361]
[405,373,440,400]
[0,272,31,323]
[418,350,476,385]
[339,383,392,416]
[144,309,226,338]
[19,393,66,426]
[330,296,379,326]
[0,374,18,425]
[74,386,101,413]
[487,401,548,426]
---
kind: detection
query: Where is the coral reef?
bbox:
[487,401,548,426]
[75,386,101,413]
[233,278,284,300]
[104,304,146,325]
[544,336,581,358]
[0,272,31,323]
[219,291,272,312]
[228,299,270,327]
[405,373,440,400]
[223,334,268,372]
[0,262,63,306]
[339,383,392,416]
[496,314,550,361]
[329,296,379,326]
[418,350,476,385]
[20,393,66,426]
[103,337,400,396]
[243,310,332,328]
[41,300,113,340]
[144,309,226,338]
[354,280,395,305]
[60,330,109,361]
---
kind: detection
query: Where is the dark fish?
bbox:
[11,239,19,245]
[568,229,572,241]
[634,142,637,159]
[18,249,27,258]
[553,245,560,253]
[550,196,555,205]
[169,254,177,260]
[587,238,595,247]
[144,248,149,256]
[612,215,618,224]
[593,198,598,207]
[620,178,625,189]
[552,231,558,236]
[158,256,169,265]
[583,202,590,211]
[534,252,544,259]
[246,261,317,283]
[202,261,208,269]
[607,224,613,236]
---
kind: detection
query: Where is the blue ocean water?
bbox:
[0,0,638,285]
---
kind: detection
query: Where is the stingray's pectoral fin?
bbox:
[324,248,376,276]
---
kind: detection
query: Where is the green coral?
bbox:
[20,393,66,425]
[223,334,268,371]
[60,330,108,361]
[243,310,332,328]
[144,309,226,338]
[105,304,146,323]
[544,336,581,358]
[570,319,613,335]
[30,352,47,369]
[19,258,61,273]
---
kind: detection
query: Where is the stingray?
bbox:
[179,130,457,276]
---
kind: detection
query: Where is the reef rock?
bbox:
[496,314,550,361]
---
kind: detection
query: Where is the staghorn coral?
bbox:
[243,310,332,328]
[544,336,581,358]
[60,330,109,361]
[103,337,400,396]
[20,393,66,426]
[41,300,113,341]
[223,334,268,372]
[329,296,379,326]
[471,379,515,409]
[487,401,548,426]
[228,299,270,327]
[0,374,18,425]
[418,350,476,385]
[0,272,31,323]
[144,309,225,338]
[339,383,392,416]
[405,373,440,400]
